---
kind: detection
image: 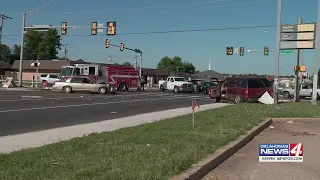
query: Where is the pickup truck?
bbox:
[280,83,320,99]
[158,76,194,93]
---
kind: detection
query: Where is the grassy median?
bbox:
[1,102,319,180]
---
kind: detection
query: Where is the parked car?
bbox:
[219,76,273,103]
[158,76,194,93]
[280,83,320,99]
[40,74,60,85]
[52,76,114,94]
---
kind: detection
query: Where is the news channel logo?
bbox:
[259,143,303,162]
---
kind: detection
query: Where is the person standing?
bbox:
[140,76,145,91]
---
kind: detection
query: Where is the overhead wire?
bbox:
[10,0,274,14]
[13,0,225,14]
[2,24,276,37]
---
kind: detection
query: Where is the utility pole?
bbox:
[0,13,12,44]
[64,44,68,60]
[273,0,282,104]
[311,0,320,105]
[293,17,302,102]
[134,56,138,70]
[18,0,57,87]
[139,50,142,78]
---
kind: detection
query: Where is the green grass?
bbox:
[1,103,320,180]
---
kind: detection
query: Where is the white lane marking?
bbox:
[0,96,187,113]
[21,96,43,99]
[0,92,166,102]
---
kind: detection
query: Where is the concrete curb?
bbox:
[171,117,320,180]
[170,118,272,180]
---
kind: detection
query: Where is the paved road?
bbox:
[0,90,213,137]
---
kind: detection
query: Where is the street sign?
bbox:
[97,23,103,33]
[280,41,315,49]
[280,23,316,50]
[281,49,294,54]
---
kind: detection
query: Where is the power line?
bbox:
[10,0,273,14]
[67,43,113,56]
[14,0,224,14]
[2,24,276,37]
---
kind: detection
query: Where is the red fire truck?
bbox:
[60,64,141,91]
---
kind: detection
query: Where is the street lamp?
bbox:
[18,0,57,87]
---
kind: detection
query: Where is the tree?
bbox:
[156,56,196,74]
[9,45,21,64]
[0,44,11,62]
[122,62,133,66]
[23,29,61,60]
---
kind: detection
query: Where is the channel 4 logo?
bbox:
[259,143,303,162]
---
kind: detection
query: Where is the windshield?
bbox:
[87,77,97,83]
[248,78,271,88]
[174,77,186,82]
[60,67,73,76]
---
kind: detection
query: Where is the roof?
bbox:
[192,70,225,81]
[142,68,169,75]
[12,60,71,70]
[0,61,11,69]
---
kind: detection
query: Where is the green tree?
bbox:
[0,44,11,62]
[23,29,61,60]
[122,62,133,66]
[9,45,21,64]
[157,56,196,73]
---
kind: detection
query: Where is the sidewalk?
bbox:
[203,119,320,180]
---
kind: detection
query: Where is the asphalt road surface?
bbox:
[0,90,214,137]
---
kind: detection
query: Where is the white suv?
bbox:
[40,74,60,85]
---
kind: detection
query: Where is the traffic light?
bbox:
[294,65,307,72]
[264,46,269,56]
[61,22,67,35]
[120,43,124,51]
[239,47,244,56]
[226,46,233,55]
[107,21,116,35]
[91,22,97,35]
[105,39,109,48]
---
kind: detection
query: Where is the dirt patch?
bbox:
[202,120,320,180]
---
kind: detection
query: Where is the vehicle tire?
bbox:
[174,86,179,93]
[234,94,243,104]
[63,86,72,93]
[42,80,47,86]
[98,87,107,94]
[216,97,221,103]
[283,91,290,98]
[118,82,127,91]
[160,85,165,92]
[137,87,141,91]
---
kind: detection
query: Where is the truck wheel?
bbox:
[63,86,72,93]
[174,86,179,93]
[216,97,221,103]
[98,87,107,94]
[160,85,165,92]
[118,82,127,91]
[283,91,290,98]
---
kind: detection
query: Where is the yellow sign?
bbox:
[297,24,315,32]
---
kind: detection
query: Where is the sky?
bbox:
[1,0,319,75]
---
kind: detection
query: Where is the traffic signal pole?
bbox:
[106,42,143,78]
[274,0,282,104]
[293,17,302,102]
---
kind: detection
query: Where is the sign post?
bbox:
[191,100,199,128]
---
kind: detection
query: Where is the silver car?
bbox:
[52,76,114,94]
